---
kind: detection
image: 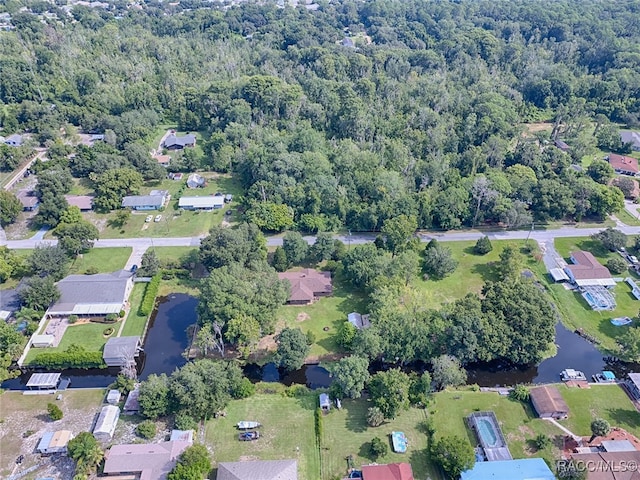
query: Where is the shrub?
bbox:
[119,310,126,318]
[534,433,551,450]
[284,385,309,398]
[136,420,157,439]
[33,344,106,369]
[509,384,530,402]
[174,412,198,431]
[68,314,78,324]
[233,377,256,399]
[105,313,118,323]
[305,330,316,345]
[23,430,35,437]
[474,236,493,255]
[607,257,628,274]
[47,403,63,421]
[370,437,388,459]
[84,266,99,275]
[103,327,114,336]
[315,408,323,445]
[366,407,384,427]
[139,274,161,316]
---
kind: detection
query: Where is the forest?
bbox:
[1,0,639,232]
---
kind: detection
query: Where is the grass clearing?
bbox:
[152,246,198,265]
[615,208,640,227]
[67,247,131,274]
[121,283,150,337]
[205,393,320,480]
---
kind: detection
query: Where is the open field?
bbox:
[67,247,131,274]
[0,389,105,478]
[277,272,367,360]
[205,393,320,480]
[321,398,439,480]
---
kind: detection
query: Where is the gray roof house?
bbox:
[103,336,142,367]
[4,133,23,147]
[121,190,168,210]
[217,459,298,480]
[103,441,191,480]
[621,131,640,151]
[46,271,134,318]
[163,133,196,150]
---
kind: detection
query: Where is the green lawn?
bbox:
[67,247,131,274]
[205,393,320,480]
[153,246,198,266]
[430,390,565,466]
[121,283,150,337]
[276,272,368,360]
[322,398,439,480]
[554,237,626,264]
[615,208,640,227]
[558,384,640,438]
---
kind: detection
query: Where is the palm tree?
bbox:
[67,432,103,474]
[589,418,611,443]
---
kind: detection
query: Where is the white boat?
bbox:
[560,369,587,381]
[237,421,261,430]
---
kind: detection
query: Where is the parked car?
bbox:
[145,215,153,223]
[130,264,138,273]
[154,215,162,222]
[630,255,638,264]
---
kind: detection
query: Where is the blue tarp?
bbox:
[461,458,555,480]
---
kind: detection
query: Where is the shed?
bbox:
[123,387,140,415]
[347,312,371,329]
[32,334,55,348]
[37,430,73,454]
[170,429,194,443]
[103,336,142,367]
[530,385,569,419]
[93,405,120,442]
[106,389,121,404]
[319,393,330,412]
[186,173,205,188]
[26,373,61,390]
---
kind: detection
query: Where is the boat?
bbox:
[592,371,617,383]
[560,369,587,381]
[238,431,260,441]
[237,421,261,430]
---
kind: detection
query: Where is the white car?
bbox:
[154,215,162,223]
[145,215,153,223]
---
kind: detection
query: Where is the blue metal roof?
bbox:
[461,458,555,480]
[37,432,54,452]
[603,370,616,380]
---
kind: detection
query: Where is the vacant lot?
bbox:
[67,247,131,274]
[0,389,105,478]
[205,393,320,480]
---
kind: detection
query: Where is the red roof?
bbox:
[278,269,332,303]
[362,463,414,480]
[608,154,639,174]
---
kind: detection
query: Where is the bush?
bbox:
[509,384,530,402]
[607,257,628,274]
[473,236,493,255]
[136,420,157,439]
[284,384,309,398]
[68,314,78,324]
[119,310,126,318]
[47,403,63,421]
[315,408,323,445]
[305,330,316,345]
[84,266,99,275]
[366,407,384,427]
[105,313,118,322]
[139,274,161,316]
[233,377,256,399]
[174,412,198,431]
[33,344,106,369]
[103,327,114,336]
[370,437,388,459]
[534,433,551,450]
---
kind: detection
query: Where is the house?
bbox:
[626,373,640,400]
[347,312,371,329]
[217,459,297,480]
[554,139,570,152]
[46,270,134,319]
[163,133,196,150]
[121,190,168,210]
[178,196,224,210]
[103,336,142,367]
[620,131,640,151]
[154,154,171,166]
[529,385,569,419]
[4,133,23,147]
[570,451,640,480]
[278,269,333,305]
[607,153,639,177]
[64,195,94,211]
[361,462,414,480]
[31,334,55,347]
[319,393,330,412]
[93,405,120,442]
[123,387,140,415]
[170,429,194,443]
[461,458,555,480]
[186,173,205,188]
[103,441,191,479]
[564,251,615,287]
[17,191,39,211]
[36,431,74,454]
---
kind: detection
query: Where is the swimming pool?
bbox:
[391,431,407,453]
[467,411,512,460]
[476,418,500,447]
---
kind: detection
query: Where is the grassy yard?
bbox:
[559,384,640,438]
[276,273,368,360]
[153,246,198,265]
[554,237,627,264]
[322,398,439,480]
[615,208,640,227]
[121,283,150,337]
[205,393,320,480]
[67,247,131,274]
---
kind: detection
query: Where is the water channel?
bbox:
[3,294,638,390]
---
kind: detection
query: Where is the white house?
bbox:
[178,196,224,210]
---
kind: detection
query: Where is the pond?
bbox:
[243,363,332,389]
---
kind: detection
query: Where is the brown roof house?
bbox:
[361,463,414,480]
[530,386,569,419]
[564,251,615,288]
[569,451,640,480]
[278,269,333,305]
[607,154,639,177]
[103,441,191,480]
[217,459,297,480]
[64,195,94,211]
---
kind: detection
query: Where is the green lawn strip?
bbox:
[67,247,131,274]
[152,246,198,265]
[321,398,439,480]
[430,390,564,466]
[276,273,367,359]
[121,283,149,337]
[615,208,640,227]
[205,393,320,480]
[558,384,640,437]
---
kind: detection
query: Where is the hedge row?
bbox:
[32,349,106,369]
[139,274,161,316]
[314,407,323,446]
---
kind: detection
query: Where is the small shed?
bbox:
[32,334,55,348]
[123,387,140,415]
[93,405,120,442]
[37,430,73,454]
[26,373,61,390]
[187,173,205,188]
[319,393,330,412]
[170,429,194,443]
[530,386,569,419]
[106,389,121,405]
[347,312,371,330]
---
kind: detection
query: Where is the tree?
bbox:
[67,432,103,476]
[592,228,627,252]
[225,314,261,357]
[431,435,475,479]
[381,214,417,254]
[607,257,628,274]
[589,418,611,443]
[494,244,524,280]
[587,160,615,184]
[111,209,131,228]
[367,407,385,427]
[409,372,432,406]
[337,321,357,348]
[368,369,410,419]
[168,444,211,480]
[509,385,530,402]
[138,373,170,419]
[59,206,83,225]
[272,246,288,272]
[246,202,294,232]
[473,236,493,255]
[91,167,143,212]
[0,190,21,226]
[311,232,335,262]
[282,231,308,266]
[612,177,637,199]
[369,437,388,459]
[330,355,370,399]
[136,420,157,439]
[534,433,551,450]
[27,245,69,280]
[432,355,467,390]
[47,403,63,421]
[139,249,160,276]
[423,240,458,279]
[199,224,267,270]
[53,220,99,256]
[275,328,309,372]
[618,327,640,362]
[19,276,60,310]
